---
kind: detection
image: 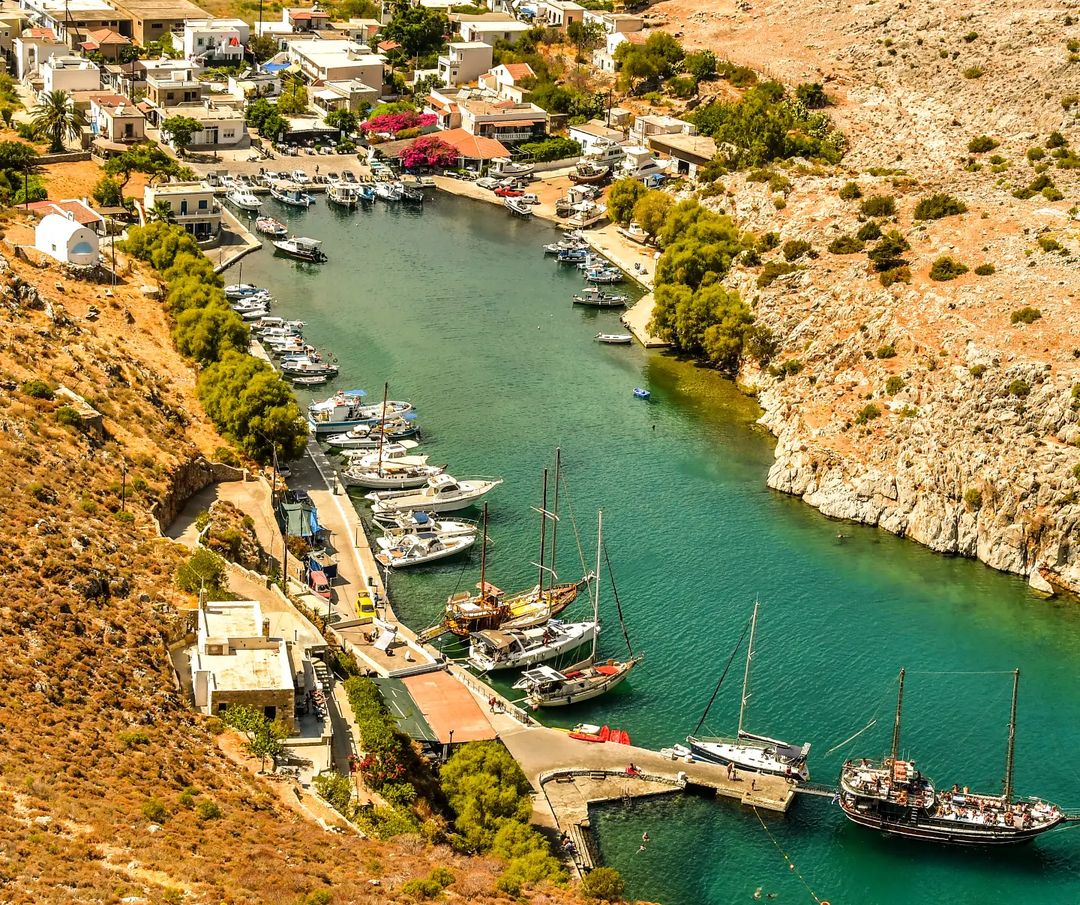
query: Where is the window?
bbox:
[198,199,207,210]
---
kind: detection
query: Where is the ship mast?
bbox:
[737,600,759,738]
[590,510,602,663]
[479,503,489,602]
[1003,668,1019,803]
[536,468,548,591]
[890,667,906,780]
[548,447,561,590]
[375,382,388,477]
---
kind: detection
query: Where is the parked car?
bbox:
[308,569,332,601]
[292,170,311,184]
[494,187,524,197]
[475,176,499,190]
[521,193,540,204]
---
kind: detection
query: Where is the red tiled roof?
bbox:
[87,27,130,44]
[28,27,56,39]
[25,199,103,225]
[377,39,400,51]
[500,62,534,80]
[433,128,510,160]
[89,93,132,108]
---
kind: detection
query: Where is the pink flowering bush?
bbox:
[362,111,437,136]
[400,135,458,169]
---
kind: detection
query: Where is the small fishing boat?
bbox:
[596,332,633,344]
[490,157,535,178]
[468,618,599,673]
[513,511,642,708]
[231,295,272,313]
[327,182,360,208]
[255,216,289,238]
[272,237,327,263]
[226,188,262,211]
[585,267,624,284]
[309,389,413,436]
[544,239,587,255]
[367,473,502,516]
[341,463,446,490]
[633,387,650,399]
[504,197,533,219]
[374,181,404,202]
[557,247,589,264]
[569,724,632,745]
[270,183,314,208]
[325,419,420,449]
[224,283,265,300]
[687,602,811,781]
[238,306,270,320]
[291,374,330,386]
[281,360,339,379]
[375,531,475,569]
[401,185,425,205]
[569,161,611,184]
[574,288,627,307]
[358,183,376,204]
[342,440,426,469]
[838,669,1070,845]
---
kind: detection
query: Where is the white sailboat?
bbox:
[686,602,811,781]
[342,440,426,469]
[469,617,598,673]
[513,510,642,707]
[342,463,446,489]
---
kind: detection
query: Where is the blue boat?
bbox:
[359,184,375,204]
[633,387,650,399]
[557,247,588,264]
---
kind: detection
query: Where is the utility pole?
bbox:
[120,460,128,511]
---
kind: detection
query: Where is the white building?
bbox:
[459,19,532,46]
[536,0,584,28]
[437,41,492,87]
[312,79,379,116]
[41,56,101,95]
[159,102,247,151]
[35,213,99,266]
[631,113,697,145]
[144,180,221,241]
[287,39,384,87]
[14,30,67,81]
[478,62,534,102]
[182,18,250,64]
[89,93,146,146]
[226,70,282,101]
[190,599,297,731]
[582,10,643,34]
[568,119,626,156]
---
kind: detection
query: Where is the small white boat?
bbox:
[367,474,502,515]
[575,288,628,308]
[224,283,264,300]
[341,463,446,489]
[374,181,404,201]
[375,531,476,569]
[309,390,413,435]
[273,236,327,263]
[491,157,534,178]
[596,332,633,344]
[504,197,532,218]
[342,441,427,469]
[292,374,330,386]
[585,267,624,284]
[327,182,360,208]
[469,619,599,672]
[378,511,478,539]
[255,216,288,237]
[226,188,262,211]
[231,296,272,314]
[238,306,270,320]
[324,419,420,449]
[270,183,314,208]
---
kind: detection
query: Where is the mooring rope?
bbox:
[692,616,752,736]
[824,718,879,758]
[557,465,591,580]
[601,535,633,656]
[753,807,828,905]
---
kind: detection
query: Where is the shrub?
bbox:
[974,263,995,276]
[1046,131,1067,149]
[795,81,829,108]
[581,867,626,901]
[856,220,882,241]
[195,800,222,821]
[860,195,896,217]
[963,488,983,510]
[441,741,533,851]
[178,787,199,808]
[118,729,150,748]
[876,344,897,359]
[1037,235,1063,253]
[79,497,97,514]
[879,266,911,287]
[962,65,984,79]
[399,878,442,901]
[967,135,999,153]
[1074,463,1080,481]
[782,238,812,261]
[886,375,905,395]
[176,547,229,597]
[828,235,864,254]
[969,364,987,378]
[1027,147,1045,161]
[314,773,353,815]
[518,136,581,162]
[21,378,53,399]
[838,181,862,200]
[929,256,969,281]
[854,403,881,425]
[55,406,82,428]
[768,359,803,379]
[756,261,798,288]
[913,193,967,220]
[1010,306,1042,324]
[1008,379,1030,397]
[142,798,169,823]
[868,230,910,270]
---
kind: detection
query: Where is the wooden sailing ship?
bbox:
[838,668,1071,844]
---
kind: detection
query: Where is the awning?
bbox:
[491,119,541,127]
[371,677,439,743]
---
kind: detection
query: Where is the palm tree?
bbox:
[31,90,85,153]
[147,200,174,224]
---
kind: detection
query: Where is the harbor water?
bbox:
[233,192,1080,905]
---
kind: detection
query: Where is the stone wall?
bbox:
[154,454,247,532]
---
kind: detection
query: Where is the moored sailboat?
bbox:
[687,602,811,781]
[838,668,1070,845]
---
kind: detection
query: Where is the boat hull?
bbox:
[687,737,810,782]
[469,621,598,672]
[837,799,1062,845]
[526,660,639,708]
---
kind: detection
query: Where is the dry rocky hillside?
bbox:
[650,0,1080,589]
[0,224,579,904]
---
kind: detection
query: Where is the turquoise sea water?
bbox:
[232,193,1080,905]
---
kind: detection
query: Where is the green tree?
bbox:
[581,866,625,901]
[248,34,279,63]
[175,547,229,596]
[173,304,249,364]
[220,704,288,772]
[615,43,660,94]
[147,200,174,223]
[103,143,185,189]
[607,176,648,224]
[324,108,358,135]
[631,189,672,239]
[683,50,717,81]
[795,82,829,108]
[277,81,309,116]
[161,114,202,157]
[566,20,604,57]
[31,90,85,153]
[868,230,910,271]
[441,741,532,851]
[382,1,449,59]
[92,175,124,207]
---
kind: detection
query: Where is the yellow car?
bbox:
[355,592,376,624]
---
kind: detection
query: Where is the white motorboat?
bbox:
[378,511,478,540]
[341,463,446,490]
[324,419,419,448]
[585,267,624,284]
[270,183,314,207]
[469,618,599,673]
[490,157,534,178]
[327,182,360,208]
[273,237,327,262]
[231,296,272,314]
[686,602,811,781]
[374,181,404,201]
[255,216,288,237]
[575,288,627,308]
[504,197,532,218]
[367,474,502,516]
[375,531,475,569]
[224,283,265,300]
[342,440,427,469]
[596,332,633,344]
[280,359,338,378]
[309,389,413,435]
[292,374,330,386]
[239,306,270,320]
[226,188,262,211]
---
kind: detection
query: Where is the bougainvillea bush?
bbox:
[362,111,437,136]
[400,135,458,169]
